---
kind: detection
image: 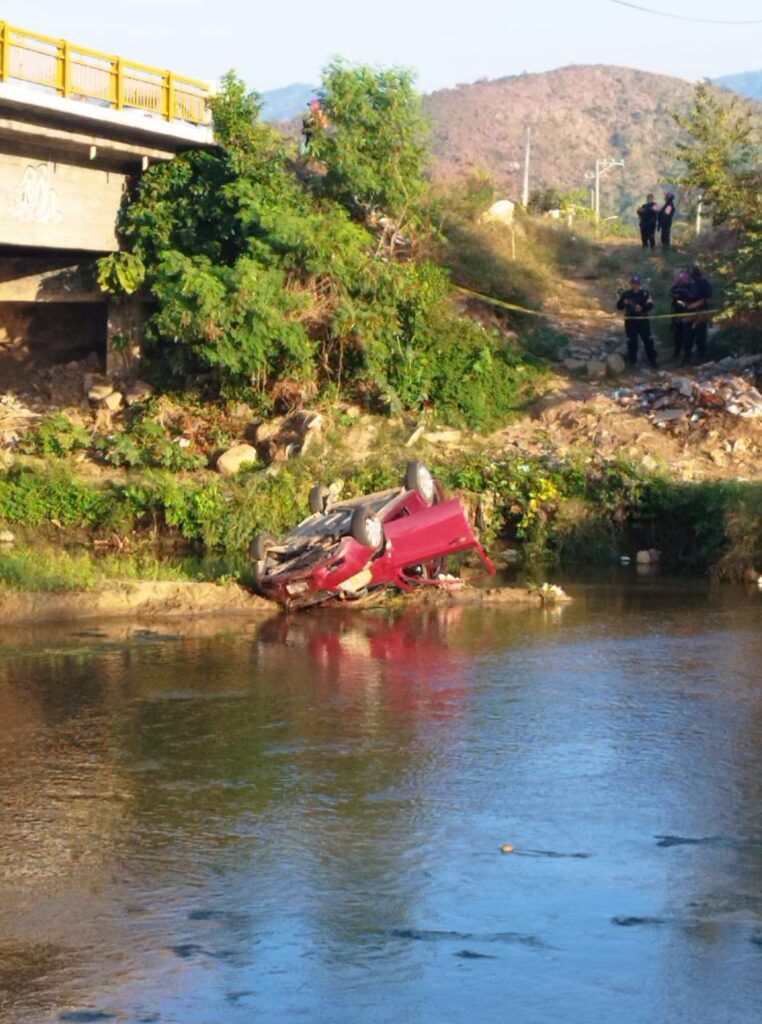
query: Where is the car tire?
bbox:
[249,533,276,596]
[309,483,330,515]
[404,460,436,505]
[350,508,385,550]
[249,533,277,562]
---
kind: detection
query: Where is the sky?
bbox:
[4,0,761,93]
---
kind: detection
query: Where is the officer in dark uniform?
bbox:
[687,265,713,362]
[637,193,659,250]
[617,274,657,367]
[657,193,676,248]
[669,269,694,363]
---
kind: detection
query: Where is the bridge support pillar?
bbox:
[106,300,146,376]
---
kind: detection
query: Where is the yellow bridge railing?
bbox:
[0,21,211,126]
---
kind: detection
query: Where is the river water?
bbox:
[1,576,762,1024]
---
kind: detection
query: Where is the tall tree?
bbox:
[673,84,762,315]
[309,60,430,225]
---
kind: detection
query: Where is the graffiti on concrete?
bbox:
[8,164,64,224]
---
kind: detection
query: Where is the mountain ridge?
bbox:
[423,64,760,214]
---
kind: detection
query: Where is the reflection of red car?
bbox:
[250,461,495,610]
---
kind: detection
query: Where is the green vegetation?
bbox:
[674,83,762,318]
[98,68,542,429]
[1,444,760,584]
[0,545,192,592]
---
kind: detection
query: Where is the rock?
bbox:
[0,530,15,544]
[217,444,259,478]
[652,408,687,424]
[254,418,285,443]
[586,360,607,379]
[607,353,626,375]
[563,358,587,372]
[405,424,425,447]
[636,549,658,565]
[124,380,154,405]
[88,383,114,402]
[102,391,124,412]
[423,429,463,445]
[641,454,658,471]
[670,377,694,398]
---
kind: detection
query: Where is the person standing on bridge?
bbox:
[617,274,657,368]
[637,193,659,250]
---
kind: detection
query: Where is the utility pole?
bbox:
[584,157,625,225]
[522,127,531,207]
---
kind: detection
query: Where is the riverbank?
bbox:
[0,575,564,627]
[1,233,760,590]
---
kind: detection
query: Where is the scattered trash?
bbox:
[610,358,762,425]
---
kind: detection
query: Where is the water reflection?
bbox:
[0,582,761,1022]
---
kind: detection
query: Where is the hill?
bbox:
[713,70,762,101]
[260,83,316,122]
[423,65,731,216]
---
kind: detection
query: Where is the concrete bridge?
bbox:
[0,21,214,382]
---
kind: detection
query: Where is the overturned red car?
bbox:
[249,461,495,610]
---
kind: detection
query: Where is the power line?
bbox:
[609,0,762,24]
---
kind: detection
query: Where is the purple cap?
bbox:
[630,274,641,284]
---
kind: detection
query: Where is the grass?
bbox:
[0,545,195,592]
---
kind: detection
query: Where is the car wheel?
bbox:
[350,507,385,550]
[309,483,330,515]
[249,533,277,562]
[404,460,436,505]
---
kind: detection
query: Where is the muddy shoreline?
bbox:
[0,579,556,627]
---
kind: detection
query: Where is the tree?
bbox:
[308,60,430,225]
[673,83,760,227]
[98,72,531,425]
[673,84,762,315]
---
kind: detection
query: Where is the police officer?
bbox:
[669,269,694,363]
[637,193,659,250]
[657,193,676,249]
[617,274,657,367]
[687,265,713,362]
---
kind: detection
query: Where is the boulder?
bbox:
[0,529,15,544]
[607,353,626,375]
[124,380,154,406]
[586,360,607,380]
[217,444,259,478]
[636,549,660,565]
[563,358,587,372]
[88,383,114,402]
[102,391,124,412]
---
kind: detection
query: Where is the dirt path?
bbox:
[491,239,762,482]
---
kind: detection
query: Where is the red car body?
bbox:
[252,471,495,610]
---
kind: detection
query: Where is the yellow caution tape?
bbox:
[454,285,720,322]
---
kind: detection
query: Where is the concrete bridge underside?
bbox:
[0,85,213,387]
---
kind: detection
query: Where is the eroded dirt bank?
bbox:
[0,580,274,626]
[0,580,559,627]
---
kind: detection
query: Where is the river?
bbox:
[1,575,761,1023]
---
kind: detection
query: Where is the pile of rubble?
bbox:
[611,357,762,426]
[559,337,628,378]
[0,394,40,446]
